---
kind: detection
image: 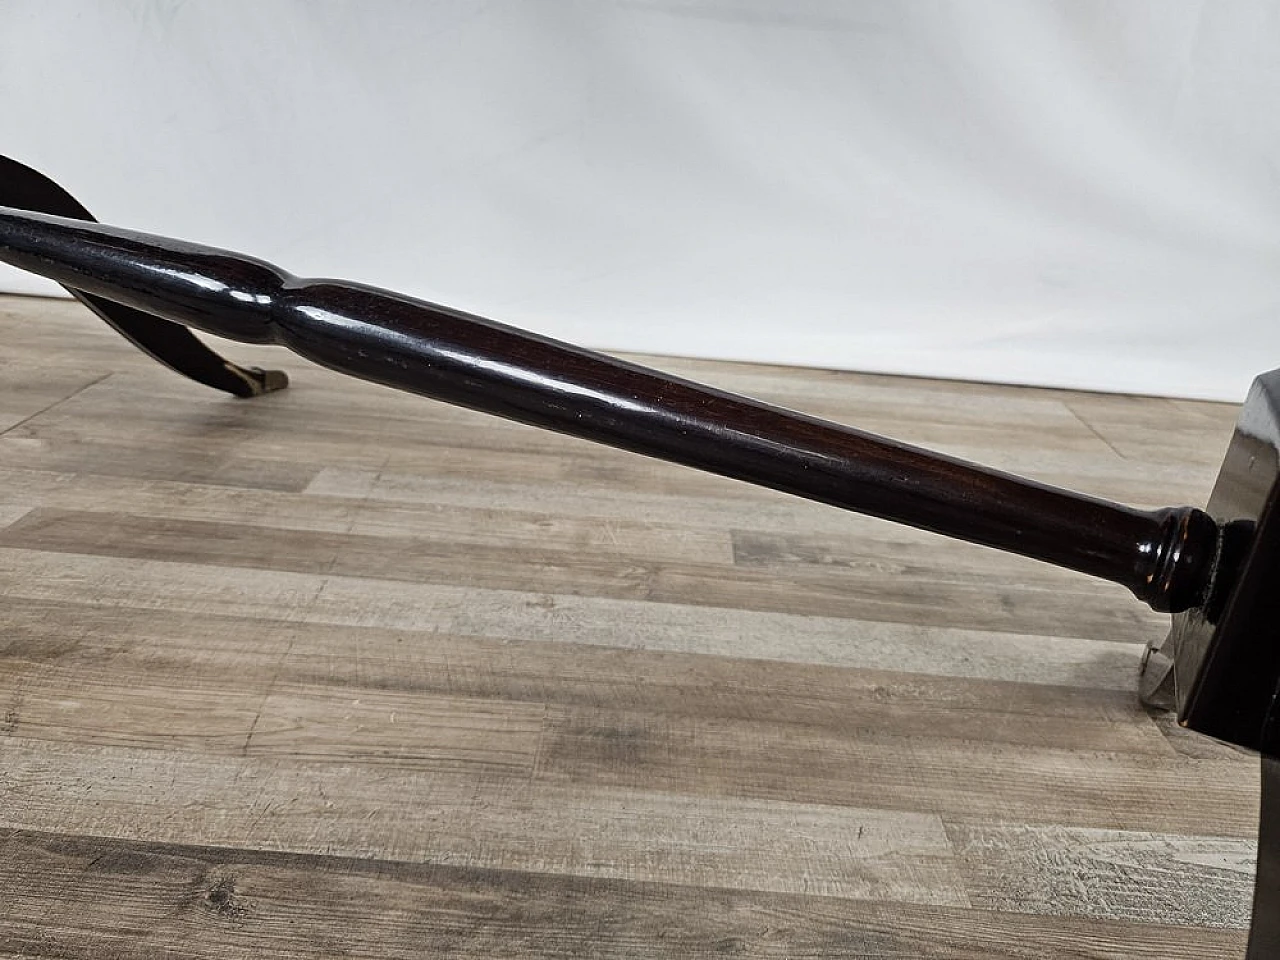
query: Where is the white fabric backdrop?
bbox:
[3,1,1279,400]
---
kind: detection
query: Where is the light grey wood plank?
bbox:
[0,738,967,905]
[0,547,1155,689]
[0,828,1244,960]
[945,821,1255,929]
[534,706,1259,837]
[0,435,319,491]
[302,460,1218,559]
[0,597,1173,759]
[0,507,1162,640]
[0,465,732,564]
[0,363,107,433]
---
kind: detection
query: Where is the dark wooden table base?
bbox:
[0,150,1273,956]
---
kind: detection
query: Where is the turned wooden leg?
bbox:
[0,155,286,398]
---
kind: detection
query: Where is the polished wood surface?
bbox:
[1164,370,1280,756]
[0,294,1257,958]
[0,204,1218,614]
[0,155,287,398]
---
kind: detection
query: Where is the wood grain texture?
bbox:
[0,362,106,433]
[0,829,1246,960]
[0,506,1164,639]
[0,546,1156,689]
[0,294,1256,957]
[945,821,1255,928]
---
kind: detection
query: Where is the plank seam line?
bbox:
[0,371,112,438]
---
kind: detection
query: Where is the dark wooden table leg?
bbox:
[2,171,1278,955]
[1247,754,1280,959]
[0,202,1224,616]
[0,155,286,398]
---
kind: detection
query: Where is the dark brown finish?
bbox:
[1157,370,1280,755]
[1162,376,1280,959]
[0,156,287,398]
[0,204,1219,615]
[1248,755,1280,959]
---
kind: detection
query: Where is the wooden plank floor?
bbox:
[0,294,1260,958]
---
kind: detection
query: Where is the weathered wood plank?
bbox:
[945,821,1255,929]
[1,597,1173,761]
[245,684,545,773]
[0,739,966,904]
[303,459,1218,535]
[0,828,1245,959]
[0,295,1253,952]
[0,508,1162,641]
[1064,395,1237,468]
[0,436,318,491]
[533,706,1260,837]
[0,465,733,564]
[4,668,544,775]
[0,548,1151,688]
[0,362,107,433]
